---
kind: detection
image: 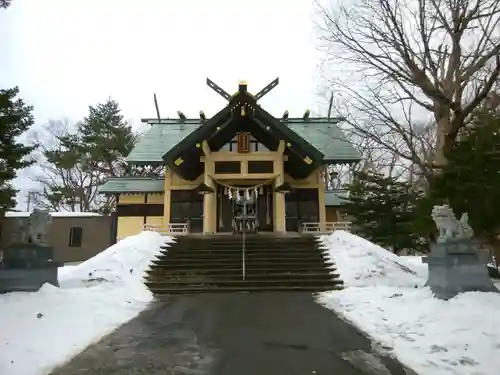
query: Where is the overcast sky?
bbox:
[1,0,327,209]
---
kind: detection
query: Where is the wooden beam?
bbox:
[206,78,231,101]
[277,140,286,154]
[255,77,279,100]
[202,140,211,156]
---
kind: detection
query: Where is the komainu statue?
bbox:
[26,210,52,246]
[431,204,473,243]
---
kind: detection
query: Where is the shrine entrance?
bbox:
[216,184,274,233]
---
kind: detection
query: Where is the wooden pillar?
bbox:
[317,167,327,232]
[163,168,171,229]
[203,156,217,234]
[202,141,216,234]
[273,141,286,233]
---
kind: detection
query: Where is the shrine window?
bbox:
[219,135,270,152]
[68,227,83,247]
[214,161,241,174]
[248,161,274,174]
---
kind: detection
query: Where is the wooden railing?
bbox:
[143,223,189,235]
[301,221,351,234]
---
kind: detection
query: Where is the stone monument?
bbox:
[423,204,499,299]
[0,210,60,293]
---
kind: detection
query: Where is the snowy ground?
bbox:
[318,231,500,375]
[0,231,170,375]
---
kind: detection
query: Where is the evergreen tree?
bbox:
[0,87,36,209]
[40,99,136,213]
[343,171,425,253]
[426,107,500,263]
[78,98,136,177]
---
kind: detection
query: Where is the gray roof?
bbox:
[324,189,350,206]
[126,119,360,164]
[99,177,165,194]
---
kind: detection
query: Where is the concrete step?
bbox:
[147,285,343,294]
[145,267,337,276]
[150,258,335,267]
[161,248,328,255]
[165,237,319,245]
[145,272,340,281]
[145,279,343,289]
[155,254,327,261]
[148,262,335,270]
[163,242,320,251]
[170,239,318,244]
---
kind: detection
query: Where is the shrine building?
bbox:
[99,79,361,239]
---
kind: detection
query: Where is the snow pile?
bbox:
[60,231,171,287]
[0,231,169,375]
[320,230,426,287]
[318,231,500,375]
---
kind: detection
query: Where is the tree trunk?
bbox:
[0,208,5,250]
[492,237,500,270]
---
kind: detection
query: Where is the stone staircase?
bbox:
[144,235,343,294]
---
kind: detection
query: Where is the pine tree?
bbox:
[343,171,425,253]
[40,99,137,212]
[0,87,36,209]
[78,98,136,177]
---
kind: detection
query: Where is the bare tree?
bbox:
[316,86,436,190]
[0,0,12,9]
[317,0,500,168]
[27,119,107,212]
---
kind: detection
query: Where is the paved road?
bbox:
[49,293,410,375]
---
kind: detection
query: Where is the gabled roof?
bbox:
[127,118,360,164]
[126,79,360,177]
[99,177,164,194]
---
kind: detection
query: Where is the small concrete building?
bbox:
[0,212,114,263]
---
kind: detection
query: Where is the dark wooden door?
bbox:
[189,199,203,233]
[257,187,273,231]
[217,188,233,232]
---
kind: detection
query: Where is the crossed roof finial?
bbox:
[206,78,279,102]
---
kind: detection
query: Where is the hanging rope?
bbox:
[207,174,278,190]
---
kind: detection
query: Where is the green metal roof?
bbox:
[99,177,165,194]
[126,123,200,164]
[127,118,360,164]
[324,189,350,206]
[287,122,360,162]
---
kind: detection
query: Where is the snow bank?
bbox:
[0,230,170,375]
[320,230,426,287]
[318,231,500,375]
[318,287,500,375]
[60,230,170,287]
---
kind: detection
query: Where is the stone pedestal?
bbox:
[0,210,61,293]
[0,264,60,293]
[423,239,499,300]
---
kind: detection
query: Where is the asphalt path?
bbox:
[49,292,411,375]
